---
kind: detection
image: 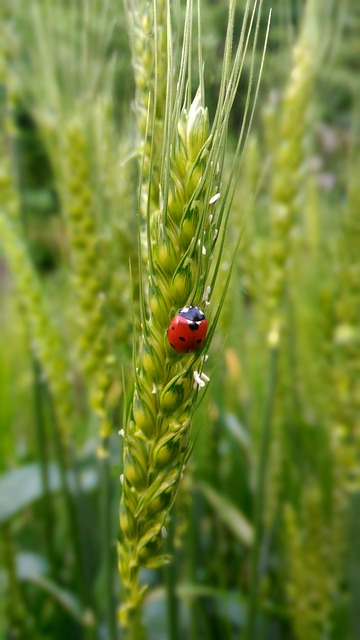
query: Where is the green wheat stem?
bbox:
[45,386,96,636]
[99,452,118,640]
[164,516,180,640]
[187,491,202,640]
[245,342,279,640]
[127,610,146,640]
[32,357,57,579]
[50,415,86,601]
[285,294,303,417]
[0,208,95,625]
[0,210,74,446]
[0,523,31,637]
[118,0,266,628]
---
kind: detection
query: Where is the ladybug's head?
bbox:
[178,306,205,322]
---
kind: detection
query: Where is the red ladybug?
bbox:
[167,306,208,353]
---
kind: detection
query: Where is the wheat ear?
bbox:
[264,0,321,341]
[118,0,266,627]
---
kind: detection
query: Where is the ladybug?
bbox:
[167,306,208,353]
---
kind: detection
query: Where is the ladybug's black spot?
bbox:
[197,339,202,343]
[171,326,175,330]
[188,322,199,331]
[170,342,175,349]
[178,336,186,342]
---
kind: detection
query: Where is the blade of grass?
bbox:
[164,515,180,640]
[99,453,118,640]
[32,357,57,579]
[44,384,97,640]
[244,341,279,640]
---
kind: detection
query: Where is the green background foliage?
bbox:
[1,0,359,639]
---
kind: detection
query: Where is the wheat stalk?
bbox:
[118,0,266,627]
[0,210,73,441]
[284,484,344,640]
[263,0,321,342]
[124,0,167,220]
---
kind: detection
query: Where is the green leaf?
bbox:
[0,462,98,523]
[16,552,49,579]
[143,583,246,632]
[199,482,254,547]
[177,583,247,627]
[0,552,93,624]
[0,463,57,523]
[22,572,92,625]
[224,413,251,454]
[142,553,171,569]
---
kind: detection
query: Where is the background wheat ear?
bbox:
[118,0,267,629]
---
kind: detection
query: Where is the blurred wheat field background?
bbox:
[1,1,360,639]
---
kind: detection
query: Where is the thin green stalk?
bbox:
[347,494,360,639]
[45,389,97,640]
[99,451,118,640]
[164,516,180,640]
[285,295,303,419]
[245,343,279,640]
[0,523,31,637]
[188,492,202,640]
[32,357,57,578]
[127,610,146,640]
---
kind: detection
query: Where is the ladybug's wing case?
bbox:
[167,316,191,352]
[167,315,208,353]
